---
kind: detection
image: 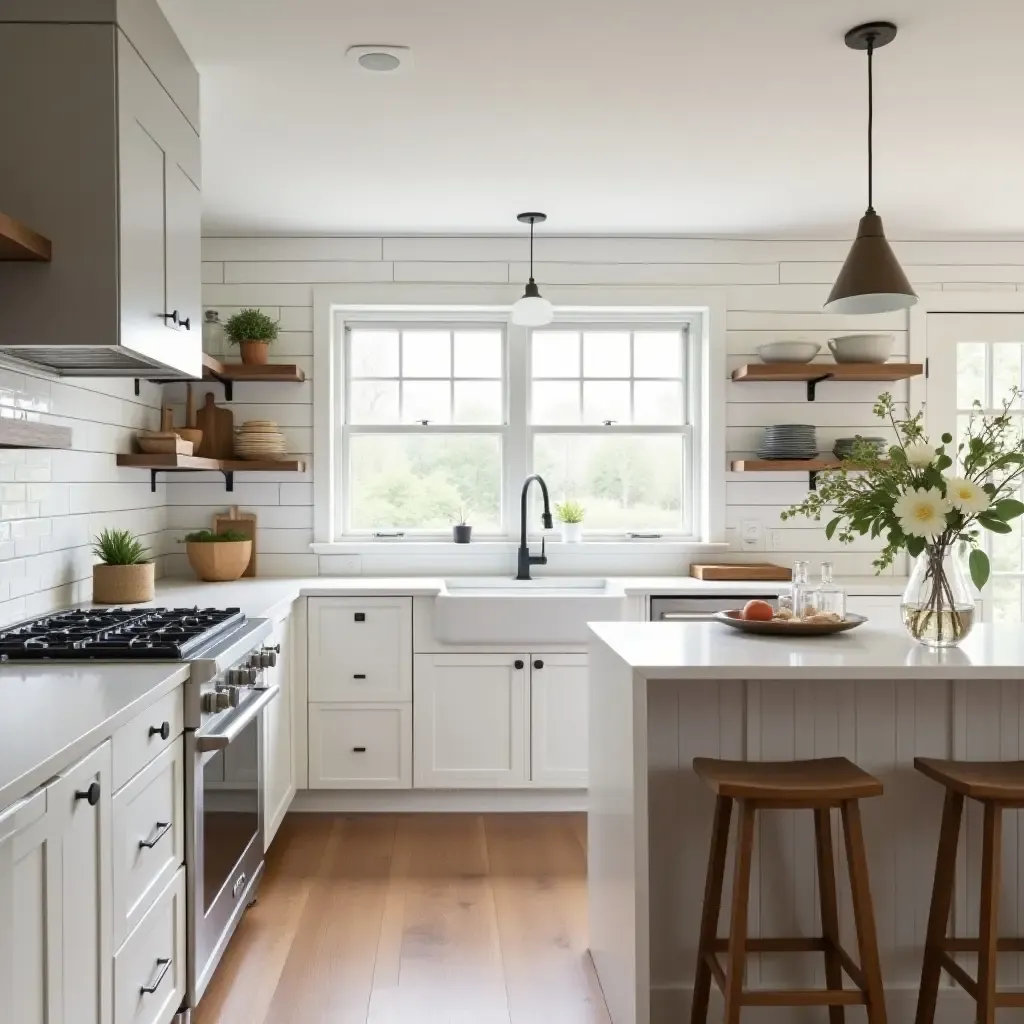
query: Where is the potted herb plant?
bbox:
[782,391,1024,648]
[223,308,279,366]
[448,507,472,544]
[92,528,154,603]
[555,499,585,543]
[183,529,253,582]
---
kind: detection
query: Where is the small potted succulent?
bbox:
[224,308,279,365]
[555,499,585,543]
[447,506,472,544]
[183,529,253,582]
[92,528,154,603]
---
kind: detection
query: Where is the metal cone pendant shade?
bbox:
[824,22,917,316]
[824,211,916,314]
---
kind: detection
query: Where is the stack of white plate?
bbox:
[234,420,288,460]
[758,424,817,461]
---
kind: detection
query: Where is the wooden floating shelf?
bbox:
[0,212,52,261]
[730,457,881,491]
[0,419,72,449]
[731,362,924,401]
[201,354,305,399]
[117,453,306,492]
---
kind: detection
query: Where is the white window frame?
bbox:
[312,285,727,559]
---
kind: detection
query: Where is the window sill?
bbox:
[311,540,729,556]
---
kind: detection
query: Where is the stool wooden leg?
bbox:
[691,796,733,1024]
[977,801,1002,1024]
[814,808,845,1024]
[841,799,887,1024]
[914,789,964,1024]
[724,800,757,1024]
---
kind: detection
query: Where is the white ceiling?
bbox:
[158,0,1024,237]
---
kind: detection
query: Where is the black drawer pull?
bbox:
[533,659,544,670]
[140,957,172,995]
[149,721,170,740]
[514,660,524,670]
[180,317,191,331]
[353,673,366,679]
[354,612,365,622]
[353,746,367,753]
[139,821,172,850]
[75,782,100,806]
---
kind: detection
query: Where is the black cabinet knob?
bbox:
[180,317,191,331]
[75,782,100,806]
[149,721,170,740]
[161,310,179,325]
[514,659,524,670]
[352,746,367,753]
[533,659,544,669]
[354,612,365,622]
[353,673,366,679]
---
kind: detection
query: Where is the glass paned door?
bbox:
[927,313,1024,622]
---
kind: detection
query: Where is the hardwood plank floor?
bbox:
[193,813,609,1024]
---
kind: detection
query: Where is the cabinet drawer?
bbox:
[113,688,184,791]
[308,597,412,702]
[308,704,411,789]
[113,868,186,1024]
[112,743,185,950]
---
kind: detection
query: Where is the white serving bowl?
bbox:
[757,340,821,364]
[827,334,894,364]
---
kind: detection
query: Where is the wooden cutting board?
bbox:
[195,392,233,459]
[213,506,257,577]
[689,563,792,581]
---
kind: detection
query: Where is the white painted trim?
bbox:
[289,788,587,813]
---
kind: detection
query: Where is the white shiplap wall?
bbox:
[161,234,1024,577]
[0,366,166,626]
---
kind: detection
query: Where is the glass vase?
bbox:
[901,545,976,648]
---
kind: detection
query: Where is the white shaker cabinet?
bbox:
[530,655,588,787]
[264,615,296,849]
[414,654,529,788]
[0,741,113,1024]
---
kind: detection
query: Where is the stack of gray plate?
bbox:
[758,424,817,460]
[833,436,888,460]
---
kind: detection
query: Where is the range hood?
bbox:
[0,341,200,379]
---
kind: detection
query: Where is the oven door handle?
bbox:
[195,685,279,752]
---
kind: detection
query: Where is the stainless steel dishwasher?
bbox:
[650,594,779,621]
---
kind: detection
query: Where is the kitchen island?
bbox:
[587,621,1024,1024]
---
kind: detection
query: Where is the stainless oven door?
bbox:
[186,685,278,1006]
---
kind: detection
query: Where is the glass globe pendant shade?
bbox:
[511,280,554,327]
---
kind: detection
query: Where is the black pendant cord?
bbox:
[528,218,536,283]
[866,35,875,214]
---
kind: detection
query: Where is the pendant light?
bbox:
[824,22,917,315]
[511,212,554,327]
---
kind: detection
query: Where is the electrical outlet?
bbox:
[768,530,784,550]
[740,519,763,551]
[328,555,362,575]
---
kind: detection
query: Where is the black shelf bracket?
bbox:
[809,469,820,491]
[806,373,834,402]
[139,371,233,401]
[148,468,234,493]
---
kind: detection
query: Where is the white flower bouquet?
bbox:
[781,391,1024,646]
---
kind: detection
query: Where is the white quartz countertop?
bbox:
[0,662,189,808]
[92,574,906,624]
[589,621,1024,680]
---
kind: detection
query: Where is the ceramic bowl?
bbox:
[827,334,894,364]
[757,340,821,364]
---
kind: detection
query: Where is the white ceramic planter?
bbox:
[560,522,583,544]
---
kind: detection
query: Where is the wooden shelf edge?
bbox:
[202,353,306,384]
[0,212,52,261]
[731,362,924,383]
[730,459,842,472]
[0,420,71,449]
[117,453,306,472]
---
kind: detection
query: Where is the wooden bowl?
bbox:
[137,433,193,455]
[714,610,867,637]
[177,427,203,449]
[186,540,253,582]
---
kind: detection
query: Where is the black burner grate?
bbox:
[0,607,246,661]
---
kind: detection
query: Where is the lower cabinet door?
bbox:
[113,868,186,1024]
[530,654,589,787]
[414,654,528,788]
[308,704,411,789]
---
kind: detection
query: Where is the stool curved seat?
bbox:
[914,757,1024,801]
[693,756,883,802]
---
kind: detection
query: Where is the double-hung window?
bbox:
[337,312,699,540]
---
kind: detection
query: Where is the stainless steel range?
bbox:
[0,605,281,1014]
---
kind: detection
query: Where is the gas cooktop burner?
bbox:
[0,607,246,661]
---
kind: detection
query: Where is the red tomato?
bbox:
[741,599,775,621]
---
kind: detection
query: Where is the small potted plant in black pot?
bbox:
[448,507,472,544]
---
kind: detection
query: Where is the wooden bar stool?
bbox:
[690,756,887,1024]
[914,758,1024,1024]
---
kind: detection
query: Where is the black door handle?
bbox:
[139,821,172,850]
[180,317,191,331]
[75,782,100,806]
[514,660,524,670]
[160,310,179,325]
[149,721,170,740]
[533,660,544,669]
[353,673,366,679]
[352,746,367,753]
[140,957,172,995]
